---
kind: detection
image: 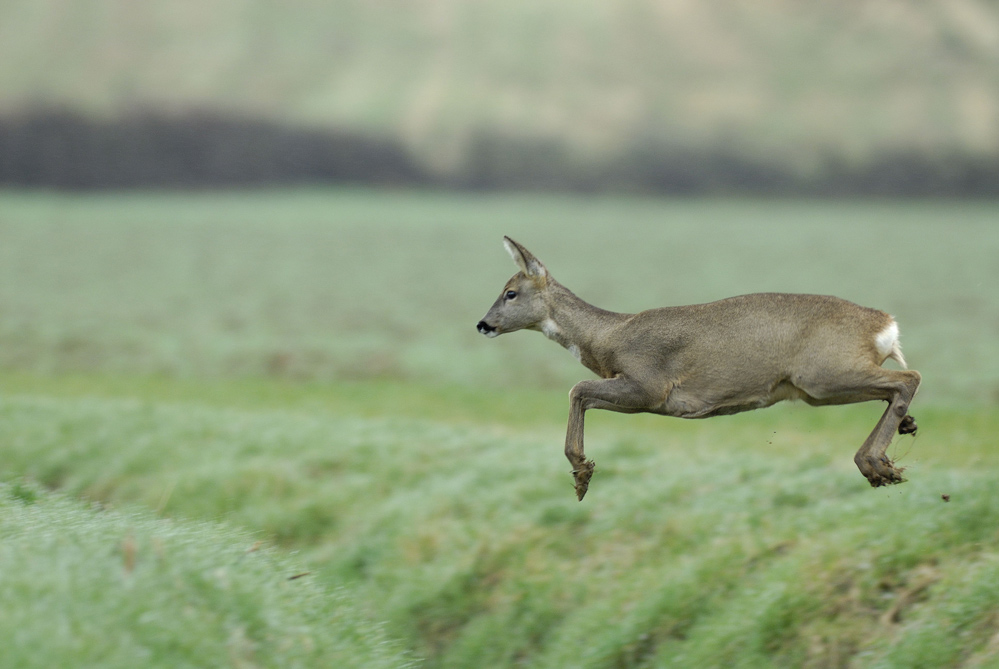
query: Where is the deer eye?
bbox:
[505,290,517,300]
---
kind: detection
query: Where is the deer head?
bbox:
[476,237,551,338]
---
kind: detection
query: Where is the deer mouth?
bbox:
[476,320,499,337]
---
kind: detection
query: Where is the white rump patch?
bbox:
[875,320,907,368]
[874,321,898,358]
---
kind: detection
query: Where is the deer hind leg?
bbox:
[565,376,651,501]
[853,368,921,486]
[797,366,921,487]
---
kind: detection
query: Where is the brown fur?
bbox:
[477,237,921,500]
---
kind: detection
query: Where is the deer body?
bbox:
[477,237,920,500]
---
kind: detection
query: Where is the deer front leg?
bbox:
[566,376,653,501]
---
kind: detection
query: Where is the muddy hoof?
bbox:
[572,460,596,501]
[867,471,907,487]
[898,414,918,435]
[864,456,907,487]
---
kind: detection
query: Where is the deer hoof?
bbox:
[898,414,918,435]
[864,456,907,487]
[572,460,596,501]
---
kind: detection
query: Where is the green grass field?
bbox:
[1,190,998,667]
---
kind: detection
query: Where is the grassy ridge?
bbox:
[0,480,412,668]
[1,378,998,666]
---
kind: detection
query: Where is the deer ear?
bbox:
[503,236,548,282]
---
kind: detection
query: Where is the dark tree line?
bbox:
[0,109,425,189]
[1,108,996,196]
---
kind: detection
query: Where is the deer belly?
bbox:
[658,378,805,419]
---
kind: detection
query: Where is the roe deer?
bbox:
[476,237,920,501]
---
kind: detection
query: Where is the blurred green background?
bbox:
[2,0,998,192]
[1,2,999,668]
[3,0,997,159]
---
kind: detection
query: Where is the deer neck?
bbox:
[538,282,627,369]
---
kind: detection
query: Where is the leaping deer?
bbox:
[477,237,920,501]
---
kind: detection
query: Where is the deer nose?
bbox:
[477,320,496,335]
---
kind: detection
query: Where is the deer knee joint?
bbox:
[569,381,593,403]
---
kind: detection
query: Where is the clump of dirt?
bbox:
[898,414,918,435]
